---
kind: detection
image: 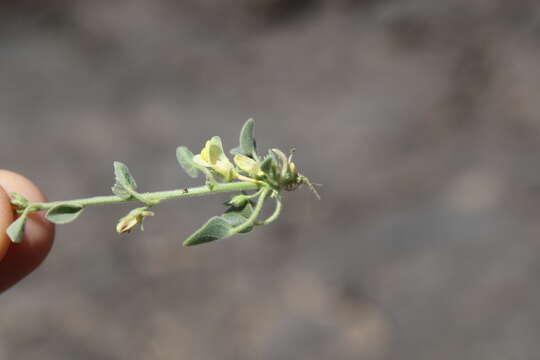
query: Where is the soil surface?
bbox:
[2,1,540,359]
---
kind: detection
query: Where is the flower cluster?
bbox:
[6,118,318,247]
[192,135,264,184]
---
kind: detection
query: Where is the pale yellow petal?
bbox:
[207,143,222,165]
[193,154,210,167]
[208,136,226,164]
[234,154,256,173]
[200,140,212,163]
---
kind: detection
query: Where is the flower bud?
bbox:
[233,154,263,178]
[226,194,250,208]
[116,208,154,234]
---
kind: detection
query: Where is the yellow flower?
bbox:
[193,136,235,181]
[234,154,263,177]
[116,209,154,234]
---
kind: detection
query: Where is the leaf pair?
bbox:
[6,203,83,243]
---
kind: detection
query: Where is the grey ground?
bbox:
[2,1,540,359]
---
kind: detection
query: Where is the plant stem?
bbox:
[231,187,271,234]
[26,181,260,213]
[257,196,282,226]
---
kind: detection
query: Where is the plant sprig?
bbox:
[6,119,319,246]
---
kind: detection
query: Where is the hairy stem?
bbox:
[24,181,260,213]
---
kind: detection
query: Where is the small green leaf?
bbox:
[176,146,200,178]
[222,203,254,233]
[6,215,27,243]
[260,155,276,174]
[112,161,138,198]
[231,119,256,157]
[45,203,84,224]
[228,201,254,218]
[111,183,131,199]
[239,118,256,157]
[113,161,137,188]
[183,216,233,246]
[221,211,245,226]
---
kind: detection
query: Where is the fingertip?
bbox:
[0,170,49,203]
[0,170,55,291]
[0,185,14,262]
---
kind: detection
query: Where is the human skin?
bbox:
[0,170,54,292]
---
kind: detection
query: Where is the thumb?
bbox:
[0,185,14,262]
[0,170,55,292]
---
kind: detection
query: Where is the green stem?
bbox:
[124,187,159,206]
[257,195,282,226]
[25,181,260,213]
[243,188,263,200]
[231,187,271,234]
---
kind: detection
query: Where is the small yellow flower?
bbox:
[116,209,154,234]
[233,154,263,177]
[193,136,235,181]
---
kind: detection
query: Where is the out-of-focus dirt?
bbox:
[2,1,540,359]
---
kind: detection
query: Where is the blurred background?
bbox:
[2,0,540,359]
